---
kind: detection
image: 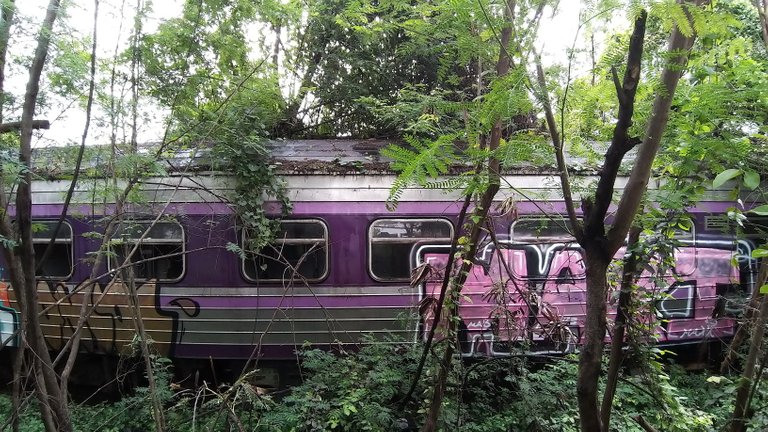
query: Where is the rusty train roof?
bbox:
[25,139,615,179]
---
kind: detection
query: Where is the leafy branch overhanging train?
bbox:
[0,139,765,366]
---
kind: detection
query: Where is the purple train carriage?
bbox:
[0,139,764,367]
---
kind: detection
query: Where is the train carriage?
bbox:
[0,139,764,363]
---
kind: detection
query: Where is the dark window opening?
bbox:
[111,221,185,282]
[32,221,73,279]
[715,283,749,318]
[115,244,184,280]
[510,217,577,243]
[243,220,328,283]
[369,219,453,281]
[656,281,696,319]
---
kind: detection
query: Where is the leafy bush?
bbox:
[259,337,428,431]
[4,343,767,432]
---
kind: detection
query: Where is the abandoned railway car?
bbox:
[0,139,764,362]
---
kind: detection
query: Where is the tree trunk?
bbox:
[8,1,71,430]
[419,207,497,432]
[575,3,704,430]
[578,246,610,432]
[420,3,514,430]
[730,259,768,432]
[601,227,641,429]
[753,0,768,50]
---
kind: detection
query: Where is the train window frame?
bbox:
[32,220,74,280]
[368,218,454,282]
[241,219,329,284]
[108,220,186,283]
[509,216,578,243]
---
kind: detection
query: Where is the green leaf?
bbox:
[749,205,768,216]
[752,248,768,259]
[761,285,768,294]
[743,171,760,190]
[712,169,742,188]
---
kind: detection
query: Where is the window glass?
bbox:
[112,221,184,281]
[640,218,695,243]
[118,222,183,240]
[32,221,73,279]
[511,217,576,242]
[243,220,328,283]
[369,219,453,281]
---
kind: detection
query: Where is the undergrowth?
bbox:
[1,340,766,431]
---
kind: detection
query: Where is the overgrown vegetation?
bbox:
[6,340,768,432]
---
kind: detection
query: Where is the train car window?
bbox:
[640,221,694,243]
[369,218,453,281]
[510,217,577,243]
[705,215,768,239]
[111,221,185,282]
[242,220,328,283]
[32,221,73,279]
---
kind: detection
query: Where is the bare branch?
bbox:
[610,66,624,105]
[534,58,581,240]
[730,260,768,432]
[584,9,646,255]
[601,226,641,428]
[634,416,660,432]
[58,0,100,396]
[0,0,16,121]
[608,1,708,251]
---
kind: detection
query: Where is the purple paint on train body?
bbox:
[2,200,466,358]
[0,196,761,360]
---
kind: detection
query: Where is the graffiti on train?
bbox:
[421,237,751,357]
[2,279,203,357]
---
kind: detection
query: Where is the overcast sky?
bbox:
[15,0,590,146]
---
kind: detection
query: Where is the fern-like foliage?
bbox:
[646,0,735,40]
[495,131,554,169]
[382,134,459,210]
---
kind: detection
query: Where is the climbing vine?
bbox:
[212,139,291,251]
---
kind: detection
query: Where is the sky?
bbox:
[14,0,590,146]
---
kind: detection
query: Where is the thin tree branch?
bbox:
[634,415,660,432]
[0,0,16,123]
[607,0,707,251]
[601,226,641,429]
[58,0,100,396]
[534,58,581,239]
